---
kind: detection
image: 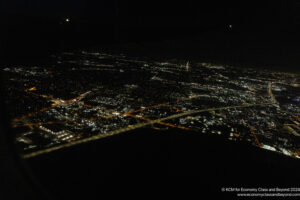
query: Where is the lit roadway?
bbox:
[11,69,283,159]
[22,101,274,159]
[12,77,278,159]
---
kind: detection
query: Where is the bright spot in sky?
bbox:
[65,18,70,22]
[229,24,233,28]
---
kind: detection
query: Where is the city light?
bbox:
[3,51,300,159]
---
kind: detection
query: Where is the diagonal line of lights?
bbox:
[22,103,274,159]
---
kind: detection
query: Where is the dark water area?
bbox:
[26,128,300,199]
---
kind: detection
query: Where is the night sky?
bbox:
[2,1,299,24]
[1,0,300,66]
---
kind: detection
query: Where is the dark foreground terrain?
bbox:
[26,128,300,199]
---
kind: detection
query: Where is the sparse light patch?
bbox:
[28,87,37,91]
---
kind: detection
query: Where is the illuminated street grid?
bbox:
[2,51,300,158]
